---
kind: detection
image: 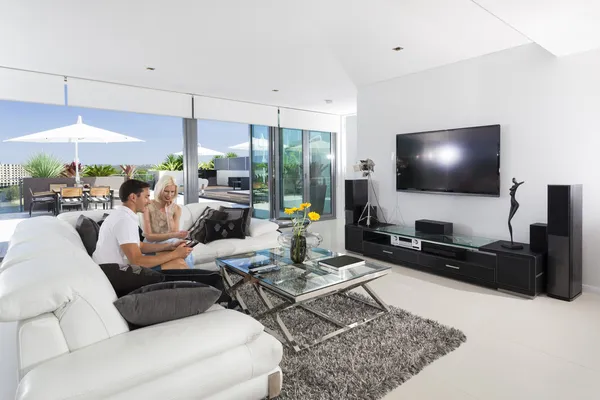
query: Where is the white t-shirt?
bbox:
[92,206,140,265]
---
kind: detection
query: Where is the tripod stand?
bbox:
[358,173,377,227]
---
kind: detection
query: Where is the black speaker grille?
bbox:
[548,185,570,237]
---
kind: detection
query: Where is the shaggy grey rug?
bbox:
[238,285,467,400]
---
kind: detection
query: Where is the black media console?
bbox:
[345,223,546,297]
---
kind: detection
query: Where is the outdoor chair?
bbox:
[49,183,68,193]
[28,188,56,217]
[86,187,112,210]
[59,187,84,213]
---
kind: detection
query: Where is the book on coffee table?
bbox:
[318,255,365,272]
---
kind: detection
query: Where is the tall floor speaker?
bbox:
[345,179,368,211]
[547,184,582,301]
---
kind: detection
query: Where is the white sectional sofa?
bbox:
[57,200,281,270]
[0,205,284,399]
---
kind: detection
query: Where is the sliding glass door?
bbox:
[276,129,335,218]
[250,125,270,219]
[278,129,303,218]
[250,126,336,220]
[308,131,333,215]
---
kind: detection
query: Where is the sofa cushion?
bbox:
[204,231,280,258]
[189,207,228,243]
[75,215,100,256]
[190,242,219,265]
[204,217,246,244]
[0,217,130,345]
[114,281,221,327]
[248,218,279,238]
[15,308,271,400]
[99,264,165,298]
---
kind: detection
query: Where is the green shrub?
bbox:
[226,152,238,158]
[198,161,214,170]
[4,185,19,201]
[23,153,65,178]
[82,164,118,177]
[153,154,184,171]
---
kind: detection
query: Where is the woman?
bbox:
[143,175,194,268]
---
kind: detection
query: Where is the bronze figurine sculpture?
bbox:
[502,177,525,250]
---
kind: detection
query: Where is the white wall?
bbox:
[358,43,600,288]
[345,115,358,175]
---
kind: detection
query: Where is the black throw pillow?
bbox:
[99,263,165,298]
[113,281,221,327]
[219,206,252,236]
[204,217,246,244]
[75,215,100,256]
[189,207,228,243]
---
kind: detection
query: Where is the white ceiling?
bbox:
[475,0,600,57]
[0,0,597,115]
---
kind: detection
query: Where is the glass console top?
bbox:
[371,225,496,249]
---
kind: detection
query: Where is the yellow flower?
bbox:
[298,204,306,211]
[308,212,320,221]
[284,208,294,215]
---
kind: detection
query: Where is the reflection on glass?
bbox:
[309,131,332,215]
[251,125,270,219]
[279,129,303,217]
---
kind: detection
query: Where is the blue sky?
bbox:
[0,100,249,165]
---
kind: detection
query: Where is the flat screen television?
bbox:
[396,125,500,196]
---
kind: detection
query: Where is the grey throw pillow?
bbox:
[219,206,252,235]
[113,281,221,327]
[189,207,228,243]
[204,217,246,243]
[75,215,100,256]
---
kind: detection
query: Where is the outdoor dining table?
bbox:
[49,187,115,214]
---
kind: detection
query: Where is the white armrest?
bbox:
[249,219,279,238]
[17,309,264,400]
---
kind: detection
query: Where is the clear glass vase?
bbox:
[277,231,323,249]
[290,234,307,264]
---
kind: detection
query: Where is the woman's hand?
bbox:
[173,230,189,239]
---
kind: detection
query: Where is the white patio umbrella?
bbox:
[174,144,224,157]
[3,116,143,183]
[289,137,331,152]
[229,137,270,151]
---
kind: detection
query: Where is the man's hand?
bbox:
[173,243,193,259]
[167,239,186,250]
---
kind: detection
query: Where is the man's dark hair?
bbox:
[119,179,150,202]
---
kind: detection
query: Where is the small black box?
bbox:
[530,222,547,253]
[415,219,453,235]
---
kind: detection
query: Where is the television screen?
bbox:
[396,125,500,196]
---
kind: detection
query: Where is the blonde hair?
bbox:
[153,175,178,202]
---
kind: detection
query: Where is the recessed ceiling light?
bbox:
[392,47,404,52]
[325,99,333,104]
[146,67,155,71]
[272,89,279,92]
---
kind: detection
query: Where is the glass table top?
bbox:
[216,248,390,300]
[370,225,496,249]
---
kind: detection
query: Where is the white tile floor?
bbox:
[315,219,600,400]
[1,218,600,400]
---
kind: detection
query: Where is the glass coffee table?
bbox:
[216,247,391,353]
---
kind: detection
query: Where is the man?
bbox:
[94,179,233,306]
[93,179,192,269]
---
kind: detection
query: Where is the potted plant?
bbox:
[120,165,137,180]
[151,154,184,187]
